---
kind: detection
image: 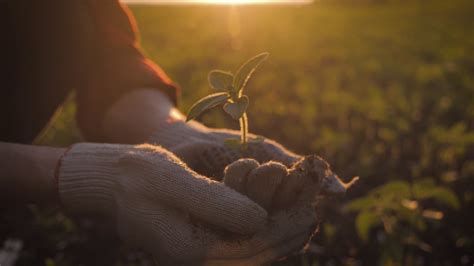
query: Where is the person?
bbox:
[0,0,318,264]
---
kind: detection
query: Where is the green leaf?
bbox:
[345,197,375,212]
[373,181,411,198]
[208,70,234,91]
[224,138,242,149]
[412,179,460,209]
[186,92,229,122]
[223,95,249,120]
[356,211,380,242]
[233,52,269,93]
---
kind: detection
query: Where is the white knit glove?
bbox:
[149,120,300,178]
[215,156,347,265]
[57,143,318,265]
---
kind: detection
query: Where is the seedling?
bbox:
[186,52,269,150]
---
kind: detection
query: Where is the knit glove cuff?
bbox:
[58,143,124,216]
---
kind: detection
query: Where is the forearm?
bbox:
[102,89,186,144]
[0,142,65,204]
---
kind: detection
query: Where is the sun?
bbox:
[191,0,311,3]
[123,0,313,5]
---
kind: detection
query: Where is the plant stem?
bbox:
[239,112,248,148]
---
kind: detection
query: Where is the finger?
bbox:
[223,158,260,194]
[118,197,317,266]
[245,162,288,211]
[116,197,206,265]
[119,144,267,235]
[202,205,318,265]
[273,167,307,210]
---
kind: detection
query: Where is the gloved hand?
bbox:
[215,156,347,265]
[223,156,348,212]
[149,120,300,178]
[56,143,317,265]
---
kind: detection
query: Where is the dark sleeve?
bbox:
[77,0,180,141]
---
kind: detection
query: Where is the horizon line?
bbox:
[122,0,313,5]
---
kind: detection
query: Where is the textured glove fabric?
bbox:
[149,120,300,178]
[59,143,122,215]
[215,156,346,265]
[117,195,317,265]
[117,145,268,234]
[58,143,266,234]
[57,143,319,265]
[223,156,347,213]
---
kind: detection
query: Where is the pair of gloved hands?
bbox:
[57,120,323,265]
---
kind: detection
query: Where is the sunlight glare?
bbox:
[123,0,313,5]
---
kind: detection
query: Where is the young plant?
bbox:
[186,52,269,149]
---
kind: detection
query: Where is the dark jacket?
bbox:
[0,0,178,143]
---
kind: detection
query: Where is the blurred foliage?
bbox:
[2,0,474,265]
[344,180,459,264]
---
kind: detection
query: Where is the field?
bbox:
[6,0,474,265]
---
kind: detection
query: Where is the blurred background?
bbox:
[2,0,473,265]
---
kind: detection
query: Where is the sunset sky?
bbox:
[122,0,313,5]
